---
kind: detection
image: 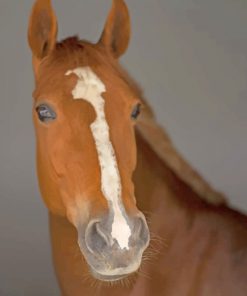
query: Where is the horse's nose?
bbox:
[85,214,150,255]
[131,214,150,249]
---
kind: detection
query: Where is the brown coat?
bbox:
[28,1,247,295]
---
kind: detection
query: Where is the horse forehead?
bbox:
[34,70,71,99]
[65,67,123,116]
[38,57,133,98]
[66,67,106,97]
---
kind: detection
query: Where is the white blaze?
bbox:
[66,67,131,249]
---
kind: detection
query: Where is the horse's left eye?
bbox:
[131,104,141,120]
[36,104,56,122]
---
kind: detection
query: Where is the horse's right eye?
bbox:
[36,104,57,123]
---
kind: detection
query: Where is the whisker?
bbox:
[138,269,151,280]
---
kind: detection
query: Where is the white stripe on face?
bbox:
[66,67,131,250]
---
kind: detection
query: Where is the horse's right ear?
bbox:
[28,0,57,61]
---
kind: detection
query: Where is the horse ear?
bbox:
[99,0,131,58]
[28,0,57,60]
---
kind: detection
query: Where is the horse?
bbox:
[28,0,247,295]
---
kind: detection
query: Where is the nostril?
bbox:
[95,223,112,246]
[85,221,111,254]
[135,216,150,248]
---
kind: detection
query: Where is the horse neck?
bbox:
[134,130,205,241]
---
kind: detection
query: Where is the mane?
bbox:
[47,36,86,67]
[48,37,226,206]
[136,104,227,206]
[55,36,85,55]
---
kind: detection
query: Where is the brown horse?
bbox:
[28,0,247,295]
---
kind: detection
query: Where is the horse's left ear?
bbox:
[28,0,58,61]
[98,0,131,58]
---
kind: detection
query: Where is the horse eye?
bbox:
[131,104,141,120]
[36,104,56,122]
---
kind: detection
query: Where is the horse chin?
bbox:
[89,267,131,282]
